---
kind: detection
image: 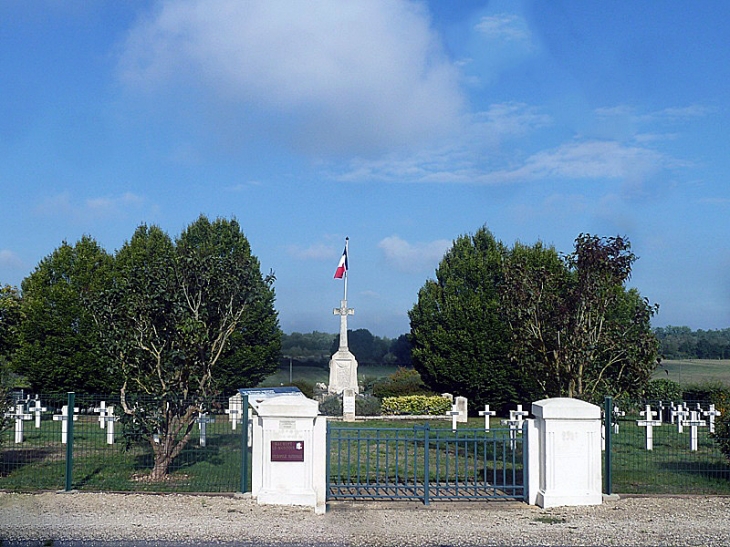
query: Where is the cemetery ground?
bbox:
[2,490,730,546]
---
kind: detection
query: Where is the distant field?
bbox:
[259,363,399,387]
[653,359,730,386]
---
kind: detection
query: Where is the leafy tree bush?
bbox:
[355,394,381,416]
[318,394,342,416]
[89,216,280,480]
[707,386,730,464]
[0,284,21,442]
[318,393,382,416]
[409,227,524,413]
[372,367,431,398]
[643,379,682,401]
[381,395,452,416]
[682,381,730,404]
[502,234,659,402]
[14,237,118,393]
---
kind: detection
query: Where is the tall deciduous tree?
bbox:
[502,234,659,401]
[408,227,524,412]
[0,284,22,437]
[91,216,279,480]
[15,237,117,393]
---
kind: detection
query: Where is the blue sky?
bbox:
[1,1,729,338]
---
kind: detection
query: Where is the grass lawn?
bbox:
[610,410,730,494]
[653,359,730,387]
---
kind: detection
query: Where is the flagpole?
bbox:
[343,237,349,302]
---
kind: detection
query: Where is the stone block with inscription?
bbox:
[251,395,326,514]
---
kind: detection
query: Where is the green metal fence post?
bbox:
[422,423,430,505]
[604,396,613,495]
[240,394,250,494]
[65,392,75,492]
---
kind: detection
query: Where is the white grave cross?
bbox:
[197,413,214,447]
[612,405,625,434]
[446,404,461,431]
[27,397,47,429]
[703,404,721,434]
[636,404,662,450]
[501,404,529,451]
[94,401,108,429]
[672,404,689,433]
[6,403,32,443]
[52,405,79,444]
[478,405,496,431]
[685,410,707,451]
[105,406,118,445]
[225,406,241,430]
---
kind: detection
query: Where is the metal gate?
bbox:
[326,423,524,504]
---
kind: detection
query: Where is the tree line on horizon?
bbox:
[280,330,411,368]
[654,326,730,360]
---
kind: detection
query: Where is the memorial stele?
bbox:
[328,238,359,394]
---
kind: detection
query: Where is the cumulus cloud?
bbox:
[378,235,451,274]
[117,0,465,157]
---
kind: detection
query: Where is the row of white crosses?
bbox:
[636,402,722,452]
[501,404,529,451]
[3,396,48,443]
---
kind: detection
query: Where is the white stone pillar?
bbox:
[531,398,602,508]
[251,396,326,514]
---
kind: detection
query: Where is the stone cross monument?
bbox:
[328,238,359,394]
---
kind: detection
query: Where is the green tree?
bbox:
[388,334,412,367]
[0,284,22,439]
[502,234,659,402]
[14,237,117,393]
[90,216,279,480]
[408,227,523,413]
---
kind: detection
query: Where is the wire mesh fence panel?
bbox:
[1,393,246,493]
[610,399,730,494]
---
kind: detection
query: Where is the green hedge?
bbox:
[381,395,452,416]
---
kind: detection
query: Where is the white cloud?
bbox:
[0,250,23,269]
[117,0,465,157]
[378,235,451,274]
[35,192,147,222]
[474,13,532,44]
[287,243,337,261]
[511,140,665,181]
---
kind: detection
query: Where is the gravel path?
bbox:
[1,492,730,546]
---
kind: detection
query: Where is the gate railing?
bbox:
[326,422,524,504]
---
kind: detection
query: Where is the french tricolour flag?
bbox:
[334,241,348,279]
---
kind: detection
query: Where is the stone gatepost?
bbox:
[251,395,327,514]
[531,398,602,508]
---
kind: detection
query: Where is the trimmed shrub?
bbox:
[381,395,452,416]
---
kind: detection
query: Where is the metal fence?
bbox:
[605,397,730,495]
[327,423,524,504]
[4,392,730,497]
[1,392,248,493]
